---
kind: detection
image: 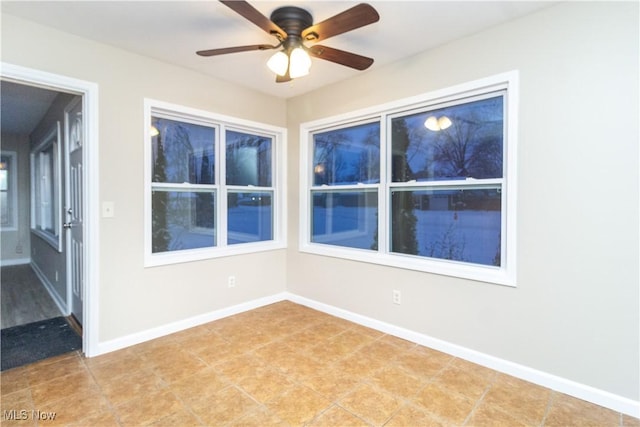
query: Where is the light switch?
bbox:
[102,201,115,218]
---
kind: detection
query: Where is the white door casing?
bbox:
[1,62,100,356]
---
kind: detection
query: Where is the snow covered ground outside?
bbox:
[156,204,500,267]
[313,206,500,266]
[156,204,272,252]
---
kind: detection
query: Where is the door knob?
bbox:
[63,223,74,229]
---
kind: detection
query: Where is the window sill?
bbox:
[299,242,516,287]
[145,240,287,267]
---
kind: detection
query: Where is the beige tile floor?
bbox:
[1,301,638,426]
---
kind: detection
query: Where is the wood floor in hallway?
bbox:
[1,264,62,329]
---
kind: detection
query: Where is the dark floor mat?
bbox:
[1,317,82,371]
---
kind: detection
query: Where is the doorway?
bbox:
[1,62,99,357]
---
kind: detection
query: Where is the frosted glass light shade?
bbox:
[289,47,311,78]
[267,51,289,76]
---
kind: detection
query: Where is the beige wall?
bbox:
[2,0,638,404]
[1,13,288,341]
[287,2,639,400]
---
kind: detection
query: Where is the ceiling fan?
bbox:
[197,1,380,83]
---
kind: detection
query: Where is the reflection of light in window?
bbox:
[424,116,452,131]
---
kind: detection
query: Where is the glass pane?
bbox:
[391,95,504,182]
[0,192,8,225]
[390,188,502,266]
[40,147,55,233]
[226,130,272,186]
[0,170,7,192]
[312,190,378,250]
[227,191,273,244]
[0,155,10,226]
[0,155,9,191]
[151,117,215,184]
[151,190,216,253]
[313,122,380,186]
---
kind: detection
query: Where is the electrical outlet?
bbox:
[392,290,401,305]
[228,276,236,288]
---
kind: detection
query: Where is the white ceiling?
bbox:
[0,81,60,135]
[1,1,556,100]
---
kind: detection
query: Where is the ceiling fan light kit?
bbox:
[288,47,312,78]
[266,46,311,78]
[266,50,289,76]
[197,1,380,83]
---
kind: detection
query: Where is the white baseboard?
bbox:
[95,292,289,356]
[30,261,68,316]
[1,257,31,267]
[285,292,640,419]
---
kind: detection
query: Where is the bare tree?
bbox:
[313,132,352,185]
[430,110,502,179]
[151,131,170,252]
[390,119,418,255]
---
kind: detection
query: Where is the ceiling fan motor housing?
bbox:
[270,6,313,38]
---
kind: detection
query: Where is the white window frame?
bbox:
[0,151,18,230]
[225,125,277,246]
[300,71,518,286]
[30,122,63,252]
[309,118,381,247]
[144,99,287,267]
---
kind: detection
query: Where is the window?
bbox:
[226,129,274,245]
[145,100,286,266]
[0,151,17,230]
[300,72,517,285]
[311,121,380,250]
[31,123,62,251]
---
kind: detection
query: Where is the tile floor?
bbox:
[1,301,638,426]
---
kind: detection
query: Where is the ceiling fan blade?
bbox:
[197,44,276,57]
[302,3,379,43]
[220,0,286,39]
[308,45,374,70]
